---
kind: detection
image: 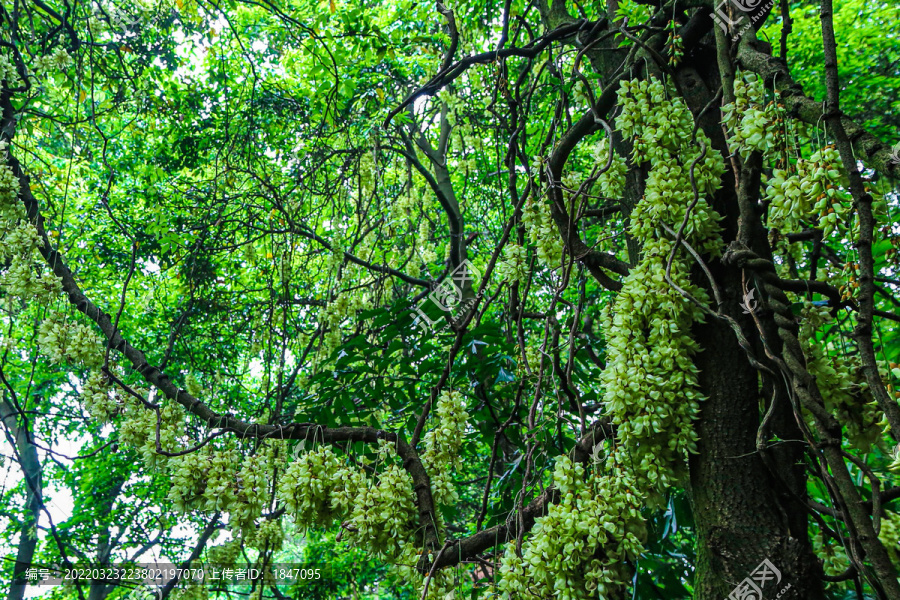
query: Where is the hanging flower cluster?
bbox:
[880,511,900,570]
[119,397,185,469]
[231,452,270,532]
[495,242,529,284]
[248,518,284,552]
[275,440,419,562]
[764,146,851,237]
[721,71,785,161]
[602,77,725,494]
[812,527,850,577]
[82,370,119,422]
[205,538,243,569]
[345,442,420,561]
[522,196,563,268]
[592,138,628,201]
[0,144,63,304]
[416,219,438,266]
[497,457,646,600]
[164,439,280,540]
[0,56,23,87]
[799,303,881,450]
[167,447,217,513]
[320,290,368,355]
[32,48,73,74]
[421,390,469,506]
[889,444,900,475]
[37,312,104,368]
[276,445,347,528]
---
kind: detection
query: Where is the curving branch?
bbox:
[426,419,615,571]
[545,96,632,291]
[383,18,606,127]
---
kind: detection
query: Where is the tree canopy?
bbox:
[1,0,900,599]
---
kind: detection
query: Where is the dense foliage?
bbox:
[1,0,899,599]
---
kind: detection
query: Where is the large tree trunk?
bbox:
[692,283,824,599]
[679,47,825,598]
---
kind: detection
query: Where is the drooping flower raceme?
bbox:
[764,146,851,237]
[275,439,419,563]
[82,370,119,422]
[799,303,881,450]
[37,312,104,368]
[497,457,646,600]
[421,390,469,506]
[721,71,785,161]
[522,196,563,269]
[602,77,725,494]
[276,445,346,528]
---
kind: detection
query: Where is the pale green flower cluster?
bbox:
[391,562,455,600]
[184,372,202,397]
[721,71,784,160]
[497,458,645,600]
[167,447,215,512]
[346,445,419,561]
[764,146,850,236]
[416,219,438,265]
[320,290,368,355]
[0,147,63,303]
[812,527,850,577]
[276,445,347,527]
[617,79,693,165]
[421,390,469,506]
[37,313,104,368]
[164,440,278,539]
[232,452,271,531]
[496,243,528,284]
[522,197,563,268]
[82,370,119,422]
[602,76,725,493]
[359,150,377,195]
[119,398,184,469]
[630,162,724,256]
[391,190,418,223]
[600,243,709,492]
[32,48,73,74]
[0,153,24,221]
[799,303,881,450]
[275,440,419,562]
[205,539,243,568]
[889,445,900,475]
[248,518,284,551]
[0,56,23,87]
[592,139,627,200]
[880,511,900,570]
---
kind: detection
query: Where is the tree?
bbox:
[1,0,899,598]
